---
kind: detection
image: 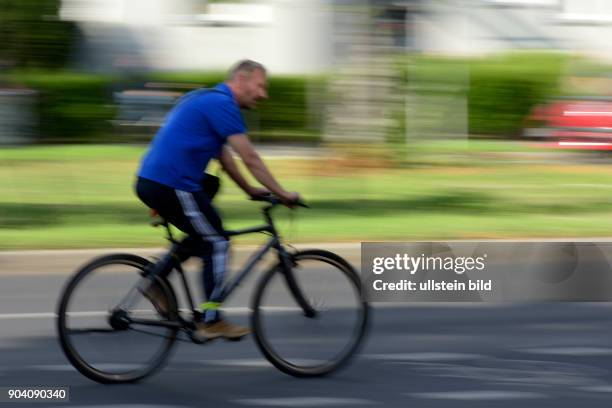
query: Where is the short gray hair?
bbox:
[227,59,266,80]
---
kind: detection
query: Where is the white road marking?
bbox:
[578,385,612,393]
[0,306,303,320]
[27,364,77,372]
[0,312,57,320]
[408,391,548,400]
[28,364,142,372]
[364,352,486,362]
[232,397,375,406]
[521,323,601,330]
[197,358,327,368]
[196,359,270,368]
[414,358,607,386]
[0,310,156,320]
[518,347,612,356]
[372,302,505,309]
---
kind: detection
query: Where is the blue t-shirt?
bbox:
[138,83,246,191]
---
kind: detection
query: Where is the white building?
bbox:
[60,0,612,75]
[415,0,612,61]
[60,0,334,74]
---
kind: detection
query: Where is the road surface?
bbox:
[2,248,612,407]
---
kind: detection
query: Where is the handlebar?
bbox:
[250,193,308,208]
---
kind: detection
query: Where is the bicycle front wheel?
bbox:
[252,249,369,377]
[56,254,179,384]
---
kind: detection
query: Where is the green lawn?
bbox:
[2,143,612,249]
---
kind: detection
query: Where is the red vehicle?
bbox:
[524,97,612,150]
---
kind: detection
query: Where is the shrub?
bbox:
[1,71,327,144]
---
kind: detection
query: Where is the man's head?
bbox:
[226,60,268,109]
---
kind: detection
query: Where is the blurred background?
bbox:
[4,4,612,406]
[2,0,612,249]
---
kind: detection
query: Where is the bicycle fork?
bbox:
[278,250,317,318]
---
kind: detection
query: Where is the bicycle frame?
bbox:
[117,202,314,329]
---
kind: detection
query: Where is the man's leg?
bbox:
[197,238,229,323]
[176,235,217,315]
[174,189,248,339]
[179,236,218,317]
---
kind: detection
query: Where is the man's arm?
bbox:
[226,134,298,203]
[218,145,263,197]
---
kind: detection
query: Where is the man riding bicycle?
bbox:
[135,60,300,341]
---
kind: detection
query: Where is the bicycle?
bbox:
[56,194,369,383]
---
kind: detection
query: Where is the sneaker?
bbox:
[139,282,169,316]
[195,320,251,340]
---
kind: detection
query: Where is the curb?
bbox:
[0,243,362,276]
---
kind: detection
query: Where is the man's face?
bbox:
[236,69,268,109]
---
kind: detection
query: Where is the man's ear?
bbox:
[235,72,245,86]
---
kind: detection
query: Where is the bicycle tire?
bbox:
[251,249,369,377]
[56,253,179,384]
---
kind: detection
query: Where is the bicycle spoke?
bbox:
[252,250,368,377]
[57,254,180,383]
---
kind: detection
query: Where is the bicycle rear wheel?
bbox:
[56,254,179,383]
[252,249,369,377]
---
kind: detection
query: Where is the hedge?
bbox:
[1,70,326,144]
[468,53,566,136]
[397,52,568,138]
[2,53,569,144]
[2,71,117,143]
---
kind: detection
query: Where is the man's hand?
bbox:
[279,191,301,207]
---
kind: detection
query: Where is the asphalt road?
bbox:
[4,255,612,407]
